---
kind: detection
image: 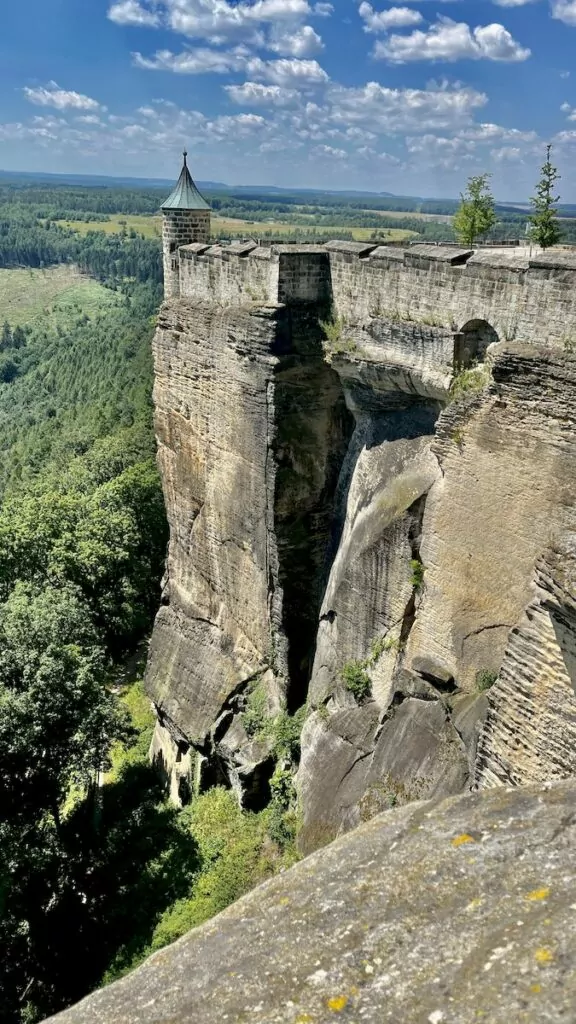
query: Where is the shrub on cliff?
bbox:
[342,660,372,703]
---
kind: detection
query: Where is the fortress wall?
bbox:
[178,245,279,305]
[178,245,333,308]
[176,241,576,349]
[329,246,576,346]
[276,249,331,304]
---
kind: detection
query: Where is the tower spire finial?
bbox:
[183,149,188,167]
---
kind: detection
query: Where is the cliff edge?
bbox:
[47,778,576,1024]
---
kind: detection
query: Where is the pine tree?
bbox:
[453,174,497,247]
[12,326,26,349]
[528,144,562,250]
[0,321,12,351]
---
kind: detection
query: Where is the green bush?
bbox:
[410,558,425,589]
[450,366,490,401]
[265,764,300,854]
[270,705,306,760]
[341,660,372,703]
[476,669,498,692]
[242,681,268,738]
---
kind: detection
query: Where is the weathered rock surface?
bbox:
[298,342,576,849]
[146,297,350,798]
[47,779,576,1024]
[406,346,576,691]
[476,537,576,788]
[147,240,576,845]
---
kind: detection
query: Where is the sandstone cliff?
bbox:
[144,241,576,852]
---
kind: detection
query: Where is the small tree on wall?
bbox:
[528,144,562,250]
[454,173,497,247]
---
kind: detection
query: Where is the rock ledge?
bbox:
[47,779,576,1024]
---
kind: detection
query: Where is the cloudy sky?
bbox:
[1,0,576,198]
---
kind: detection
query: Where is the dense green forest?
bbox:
[0,185,302,1024]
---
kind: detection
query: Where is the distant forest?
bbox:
[3,179,576,249]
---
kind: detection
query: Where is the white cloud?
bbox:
[359,2,422,31]
[161,0,312,44]
[23,82,102,111]
[492,0,538,6]
[491,145,522,161]
[226,81,299,105]
[459,122,537,142]
[312,143,347,159]
[328,80,487,133]
[133,47,244,73]
[554,130,576,145]
[108,0,335,56]
[375,18,530,63]
[561,102,576,120]
[108,0,161,26]
[268,24,323,55]
[407,132,475,155]
[252,56,329,87]
[551,0,576,23]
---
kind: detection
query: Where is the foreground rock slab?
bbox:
[48,780,576,1024]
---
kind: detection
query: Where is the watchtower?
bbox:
[161,151,211,298]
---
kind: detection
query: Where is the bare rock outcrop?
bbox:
[298,341,576,851]
[476,537,576,787]
[47,778,576,1024]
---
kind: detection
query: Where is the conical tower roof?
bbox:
[161,151,211,211]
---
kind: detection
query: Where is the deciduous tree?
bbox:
[454,173,497,247]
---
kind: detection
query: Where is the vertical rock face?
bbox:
[296,317,470,852]
[475,543,576,788]
[146,296,350,800]
[146,242,576,849]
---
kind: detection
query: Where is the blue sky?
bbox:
[1,0,575,198]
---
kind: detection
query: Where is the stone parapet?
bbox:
[174,240,576,346]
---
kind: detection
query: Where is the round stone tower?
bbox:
[161,151,211,298]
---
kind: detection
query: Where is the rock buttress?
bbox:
[145,297,350,802]
[299,333,576,852]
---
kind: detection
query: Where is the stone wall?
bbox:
[175,239,576,349]
[177,243,331,308]
[328,243,576,346]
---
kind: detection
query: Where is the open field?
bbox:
[0,265,121,328]
[212,215,417,241]
[57,213,417,243]
[57,215,162,238]
[363,208,453,224]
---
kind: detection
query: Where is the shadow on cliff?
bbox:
[272,305,354,711]
[16,763,199,1023]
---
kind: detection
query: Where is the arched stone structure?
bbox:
[454,319,499,371]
